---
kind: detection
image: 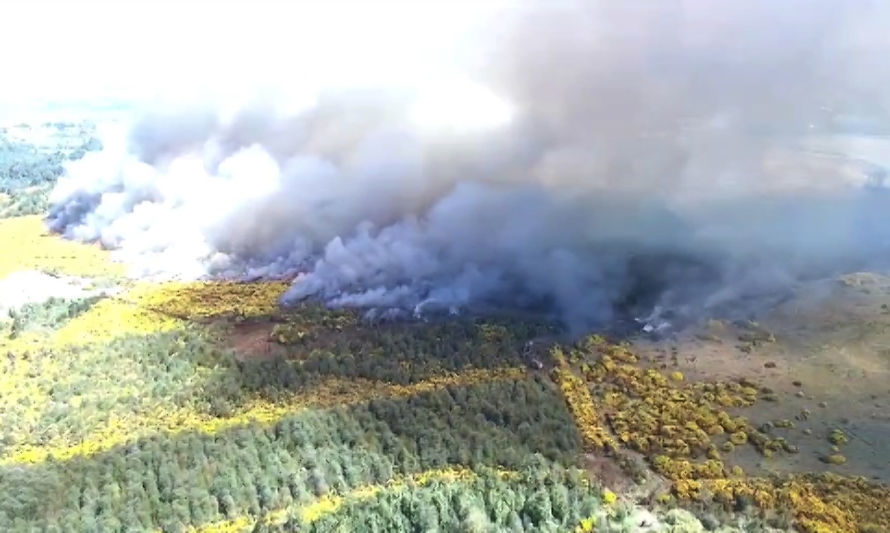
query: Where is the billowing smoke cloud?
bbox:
[47,0,890,330]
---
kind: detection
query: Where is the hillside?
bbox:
[1,126,888,532]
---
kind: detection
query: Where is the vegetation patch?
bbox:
[299,464,602,533]
[259,313,557,386]
[125,281,291,320]
[3,366,526,466]
[196,466,511,531]
[0,328,223,462]
[671,473,890,533]
[0,378,581,531]
[551,334,890,532]
[557,335,792,464]
[51,296,184,347]
[0,215,124,279]
[2,295,99,338]
[0,123,100,217]
[0,204,886,532]
[550,346,617,451]
[1,296,547,470]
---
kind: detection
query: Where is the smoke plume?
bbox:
[47,0,890,329]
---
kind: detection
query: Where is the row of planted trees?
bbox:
[0,376,585,531]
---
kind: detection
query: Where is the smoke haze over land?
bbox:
[44,0,890,328]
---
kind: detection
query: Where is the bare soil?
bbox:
[229,321,288,361]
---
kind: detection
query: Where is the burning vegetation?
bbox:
[2,1,890,531]
[1,209,888,531]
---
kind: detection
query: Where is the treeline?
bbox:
[0,378,582,531]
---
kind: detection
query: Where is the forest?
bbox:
[0,288,627,531]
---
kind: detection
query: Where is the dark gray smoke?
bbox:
[47,0,890,329]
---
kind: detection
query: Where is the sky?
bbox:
[0,0,506,118]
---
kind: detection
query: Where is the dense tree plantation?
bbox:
[239,312,557,392]
[0,376,585,531]
[301,466,601,532]
[0,284,603,531]
[1,292,559,463]
[0,281,757,532]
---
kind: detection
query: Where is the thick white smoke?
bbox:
[48,1,890,329]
